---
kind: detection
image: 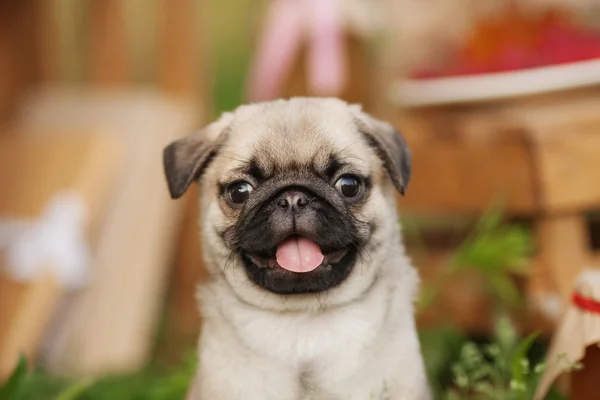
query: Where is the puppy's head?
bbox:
[163,98,411,310]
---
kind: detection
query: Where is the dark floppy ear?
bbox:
[356,115,412,196]
[163,120,230,199]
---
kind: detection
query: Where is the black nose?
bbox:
[276,190,309,210]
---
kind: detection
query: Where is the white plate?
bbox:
[390,58,600,107]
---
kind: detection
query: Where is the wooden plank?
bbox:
[396,140,538,214]
[32,0,60,83]
[535,214,591,302]
[571,345,600,400]
[157,0,198,97]
[496,87,600,132]
[154,0,211,360]
[393,90,600,215]
[15,90,199,376]
[88,0,129,85]
[390,105,542,214]
[0,133,123,378]
[0,273,59,379]
[0,1,37,125]
[533,126,600,213]
[496,90,600,213]
[0,133,121,222]
[526,254,564,329]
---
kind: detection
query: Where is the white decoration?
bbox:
[0,192,91,289]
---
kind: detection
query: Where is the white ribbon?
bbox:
[0,192,91,289]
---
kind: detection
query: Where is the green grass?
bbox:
[2,353,196,400]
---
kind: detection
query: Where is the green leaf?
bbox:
[493,317,519,357]
[511,333,539,382]
[0,356,28,400]
[54,379,94,400]
[508,333,540,400]
[487,273,524,309]
[476,207,503,233]
[444,389,463,400]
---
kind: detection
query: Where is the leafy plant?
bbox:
[418,206,532,314]
[54,380,95,400]
[451,208,531,308]
[419,326,468,398]
[0,352,197,400]
[444,317,580,400]
[0,356,28,400]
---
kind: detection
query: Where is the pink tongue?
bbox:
[276,237,324,273]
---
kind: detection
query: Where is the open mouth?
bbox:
[240,235,358,294]
[246,235,348,273]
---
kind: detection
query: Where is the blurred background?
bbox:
[2,0,600,399]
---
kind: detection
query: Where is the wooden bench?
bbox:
[393,88,600,330]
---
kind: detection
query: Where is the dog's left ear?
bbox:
[163,113,233,199]
[354,111,412,195]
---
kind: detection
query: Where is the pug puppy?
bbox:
[163,98,430,400]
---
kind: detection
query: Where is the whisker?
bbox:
[227,151,253,163]
[214,154,250,164]
[336,154,369,165]
[335,139,362,155]
[223,250,239,281]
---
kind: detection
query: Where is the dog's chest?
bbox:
[231,295,389,371]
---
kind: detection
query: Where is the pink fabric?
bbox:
[246,0,347,101]
[305,0,348,95]
[246,0,304,101]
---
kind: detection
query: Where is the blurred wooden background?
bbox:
[0,0,214,376]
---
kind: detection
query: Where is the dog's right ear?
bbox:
[350,107,412,196]
[163,113,233,199]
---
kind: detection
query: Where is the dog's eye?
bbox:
[335,175,362,199]
[227,181,254,205]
